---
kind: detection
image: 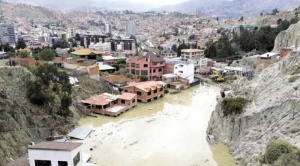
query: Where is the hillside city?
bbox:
[1,0,300,166]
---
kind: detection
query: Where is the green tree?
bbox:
[18,50,29,58]
[171,44,178,52]
[39,48,55,61]
[16,38,26,49]
[27,64,72,118]
[139,75,148,82]
[204,41,217,58]
[177,41,189,57]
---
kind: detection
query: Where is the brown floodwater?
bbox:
[79,85,236,166]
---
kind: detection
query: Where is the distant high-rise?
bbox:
[0,23,16,45]
[67,27,75,39]
[105,24,112,35]
[126,21,137,36]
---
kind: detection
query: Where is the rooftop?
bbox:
[28,142,82,151]
[181,49,204,53]
[71,49,104,56]
[118,92,137,100]
[83,93,119,106]
[124,81,164,92]
[137,52,165,63]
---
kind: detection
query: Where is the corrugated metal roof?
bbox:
[68,126,93,140]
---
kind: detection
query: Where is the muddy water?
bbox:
[79,85,236,166]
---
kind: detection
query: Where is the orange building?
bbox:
[80,93,137,117]
[122,81,165,103]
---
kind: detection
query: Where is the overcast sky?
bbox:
[4,0,190,10]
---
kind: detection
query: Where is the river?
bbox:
[79,84,235,166]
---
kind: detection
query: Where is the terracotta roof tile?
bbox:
[118,93,137,100]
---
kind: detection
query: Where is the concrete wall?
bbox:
[174,63,194,83]
[28,146,83,166]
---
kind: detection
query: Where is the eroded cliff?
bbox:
[208,51,300,165]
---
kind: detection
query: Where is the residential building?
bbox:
[174,62,195,83]
[126,52,165,81]
[162,74,189,89]
[89,42,111,51]
[105,24,112,35]
[67,27,75,39]
[181,49,204,59]
[161,50,177,58]
[82,35,109,48]
[181,49,205,67]
[123,81,165,103]
[7,142,95,166]
[71,49,105,61]
[0,23,16,45]
[111,39,135,52]
[164,58,195,83]
[126,21,137,36]
[255,52,279,72]
[80,93,137,116]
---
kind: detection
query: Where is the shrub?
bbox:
[164,89,169,94]
[273,153,300,166]
[289,76,300,83]
[221,97,247,116]
[139,75,148,82]
[264,140,298,164]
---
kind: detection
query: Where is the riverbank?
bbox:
[79,85,236,166]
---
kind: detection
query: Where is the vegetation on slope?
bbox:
[263,140,300,165]
[221,97,247,116]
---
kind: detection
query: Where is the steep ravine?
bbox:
[0,66,77,165]
[208,51,300,165]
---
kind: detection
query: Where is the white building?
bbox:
[29,142,83,166]
[105,24,112,35]
[89,42,111,51]
[0,23,16,45]
[7,142,96,166]
[165,58,195,83]
[126,21,137,36]
[67,27,75,39]
[174,62,195,83]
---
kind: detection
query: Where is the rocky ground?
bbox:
[208,50,300,165]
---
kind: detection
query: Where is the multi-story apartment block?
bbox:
[126,52,165,81]
[0,23,16,45]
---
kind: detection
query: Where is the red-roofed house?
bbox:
[79,93,137,116]
[126,52,165,81]
[122,81,165,103]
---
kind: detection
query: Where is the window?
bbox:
[154,90,157,94]
[137,92,142,96]
[141,70,148,75]
[35,160,52,166]
[131,69,135,74]
[58,161,68,166]
[160,87,163,91]
[179,65,183,67]
[121,100,125,104]
[73,152,80,166]
[124,90,128,92]
[153,69,156,73]
[147,91,151,96]
[144,64,148,67]
[135,64,140,68]
[135,70,140,75]
[158,69,162,72]
[179,71,183,74]
[131,63,135,67]
[132,99,135,103]
[153,62,157,65]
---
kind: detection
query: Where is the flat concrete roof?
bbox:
[28,142,82,151]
